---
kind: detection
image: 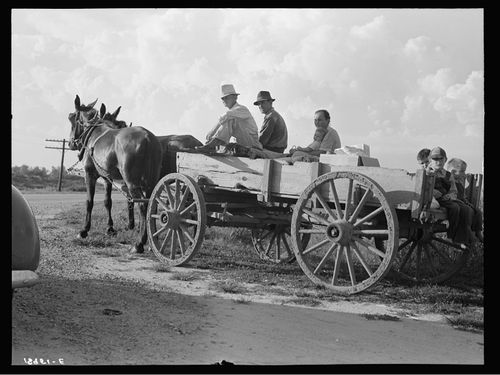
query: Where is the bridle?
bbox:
[70,109,101,150]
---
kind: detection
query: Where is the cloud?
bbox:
[350,15,386,39]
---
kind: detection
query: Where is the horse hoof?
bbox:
[78,231,88,239]
[107,228,117,236]
[130,244,144,254]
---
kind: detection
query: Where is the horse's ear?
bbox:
[74,95,81,110]
[129,122,133,127]
[112,106,121,120]
[88,98,98,109]
[100,103,106,118]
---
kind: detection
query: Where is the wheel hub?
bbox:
[160,210,181,229]
[326,220,352,245]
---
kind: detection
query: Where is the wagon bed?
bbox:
[145,151,483,294]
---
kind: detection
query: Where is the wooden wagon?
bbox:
[145,151,483,295]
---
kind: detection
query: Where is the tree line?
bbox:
[12,165,87,191]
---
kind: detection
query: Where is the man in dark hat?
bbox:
[253,91,288,153]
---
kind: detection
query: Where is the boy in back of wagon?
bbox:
[426,146,475,246]
[196,84,264,153]
[445,157,483,242]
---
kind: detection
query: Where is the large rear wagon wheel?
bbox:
[147,173,206,266]
[291,171,399,295]
[390,228,470,284]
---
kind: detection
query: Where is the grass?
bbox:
[170,271,202,281]
[57,199,484,332]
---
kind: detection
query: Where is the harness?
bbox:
[70,115,137,202]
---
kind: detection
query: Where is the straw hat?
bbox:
[221,84,239,98]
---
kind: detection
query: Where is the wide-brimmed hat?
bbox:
[254,91,275,105]
[430,146,447,159]
[221,84,240,98]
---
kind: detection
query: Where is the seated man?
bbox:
[196,84,263,152]
[253,90,288,153]
[287,109,341,163]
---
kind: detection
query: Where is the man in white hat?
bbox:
[196,84,263,151]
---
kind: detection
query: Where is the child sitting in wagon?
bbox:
[283,127,328,164]
[426,147,475,246]
[445,157,483,242]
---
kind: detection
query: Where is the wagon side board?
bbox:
[177,153,424,210]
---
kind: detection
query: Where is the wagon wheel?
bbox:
[387,227,470,284]
[147,173,206,266]
[251,224,310,264]
[291,171,399,295]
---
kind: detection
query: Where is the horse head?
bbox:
[68,95,100,150]
[99,103,129,129]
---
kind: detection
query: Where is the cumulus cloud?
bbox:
[11,9,484,171]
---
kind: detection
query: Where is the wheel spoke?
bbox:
[299,228,326,234]
[431,236,467,251]
[180,202,197,217]
[348,189,372,224]
[312,191,338,221]
[415,244,422,281]
[177,228,186,257]
[303,238,330,255]
[332,245,344,285]
[180,218,199,225]
[313,243,338,275]
[353,229,389,236]
[276,234,281,262]
[174,180,181,208]
[350,241,373,276]
[176,186,189,210]
[170,229,177,260]
[179,224,194,245]
[344,244,357,286]
[398,238,412,251]
[344,179,353,220]
[265,232,278,256]
[423,244,439,277]
[163,182,175,208]
[329,180,344,220]
[155,197,169,212]
[429,241,453,264]
[153,223,169,238]
[159,228,172,255]
[302,208,330,226]
[352,236,386,259]
[281,233,295,259]
[352,206,384,228]
[398,241,417,272]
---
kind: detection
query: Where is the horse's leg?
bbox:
[128,186,146,254]
[104,181,116,235]
[79,173,97,239]
[127,201,135,230]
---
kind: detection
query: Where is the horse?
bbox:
[157,135,203,177]
[68,95,163,253]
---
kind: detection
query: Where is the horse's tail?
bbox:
[141,132,163,198]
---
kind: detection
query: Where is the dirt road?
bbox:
[11,192,484,366]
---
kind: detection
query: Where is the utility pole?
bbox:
[45,139,67,191]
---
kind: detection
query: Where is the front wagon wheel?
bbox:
[291,171,399,295]
[147,173,206,266]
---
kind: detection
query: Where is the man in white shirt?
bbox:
[196,84,263,151]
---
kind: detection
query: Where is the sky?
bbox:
[11,8,484,173]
